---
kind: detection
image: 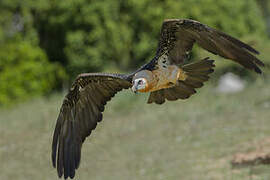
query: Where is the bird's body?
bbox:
[150,65,186,92]
[51,19,264,179]
[133,63,187,93]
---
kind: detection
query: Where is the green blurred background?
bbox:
[0,0,270,105]
[1,0,270,179]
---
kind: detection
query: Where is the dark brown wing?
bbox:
[156,19,264,73]
[51,73,131,179]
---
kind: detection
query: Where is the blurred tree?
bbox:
[31,0,266,76]
[256,0,270,37]
[0,0,268,105]
[0,0,66,105]
[0,41,66,105]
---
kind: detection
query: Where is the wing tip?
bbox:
[52,117,62,169]
[252,49,260,55]
[254,66,262,74]
[218,31,261,55]
[52,142,57,168]
[255,59,265,67]
[52,112,82,180]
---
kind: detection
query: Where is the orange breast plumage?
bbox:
[146,65,187,92]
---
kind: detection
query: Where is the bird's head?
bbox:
[132,70,154,93]
[132,78,148,93]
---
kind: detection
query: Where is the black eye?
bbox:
[138,80,143,85]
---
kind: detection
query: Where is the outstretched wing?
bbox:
[156,19,264,73]
[52,73,131,179]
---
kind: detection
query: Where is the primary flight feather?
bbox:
[52,19,264,179]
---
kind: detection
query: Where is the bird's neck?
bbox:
[135,70,157,93]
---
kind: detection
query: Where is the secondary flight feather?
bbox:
[52,19,264,179]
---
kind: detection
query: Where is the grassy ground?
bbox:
[0,78,270,180]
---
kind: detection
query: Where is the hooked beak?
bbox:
[131,85,138,94]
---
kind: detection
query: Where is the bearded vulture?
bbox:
[52,19,264,179]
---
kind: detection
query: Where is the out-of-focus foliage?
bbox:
[0,0,269,105]
[32,0,266,75]
[256,0,270,36]
[0,41,66,105]
[0,0,66,105]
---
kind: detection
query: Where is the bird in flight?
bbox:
[52,19,264,179]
